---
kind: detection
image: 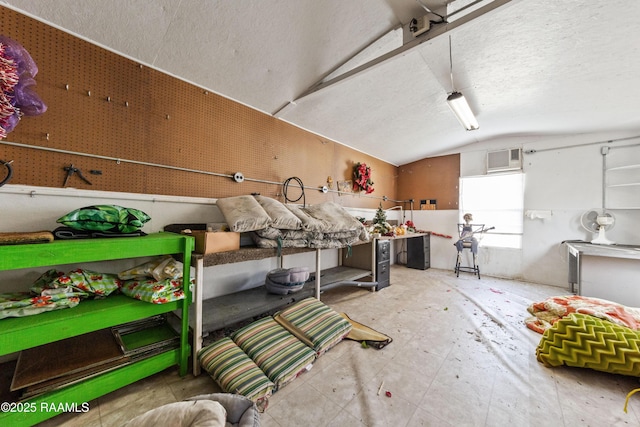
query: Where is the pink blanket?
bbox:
[525,295,640,334]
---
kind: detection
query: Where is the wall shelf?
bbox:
[190,233,431,374]
[0,232,193,426]
[190,245,376,375]
[605,155,640,210]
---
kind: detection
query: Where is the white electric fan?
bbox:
[580,209,616,245]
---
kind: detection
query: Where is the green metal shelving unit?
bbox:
[0,232,194,426]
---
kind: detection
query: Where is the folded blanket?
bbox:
[53,269,122,297]
[309,233,361,249]
[525,295,640,334]
[324,230,360,239]
[53,226,146,240]
[254,227,322,241]
[250,233,307,249]
[0,292,80,319]
[118,256,183,281]
[216,197,370,250]
[285,205,327,232]
[120,278,185,304]
[285,202,368,238]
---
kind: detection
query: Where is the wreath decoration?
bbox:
[0,35,47,139]
[353,162,374,194]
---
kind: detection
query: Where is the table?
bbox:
[565,241,640,306]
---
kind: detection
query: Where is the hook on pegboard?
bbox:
[0,159,14,187]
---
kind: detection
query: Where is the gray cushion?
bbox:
[285,205,326,232]
[187,393,261,427]
[254,195,302,230]
[265,277,305,294]
[303,202,366,235]
[267,267,310,284]
[216,196,272,232]
[123,400,226,427]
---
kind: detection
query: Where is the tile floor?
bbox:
[40,266,640,426]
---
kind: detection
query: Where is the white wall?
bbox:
[427,130,640,288]
[3,130,639,294]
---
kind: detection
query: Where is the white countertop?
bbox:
[377,232,429,240]
[565,241,640,260]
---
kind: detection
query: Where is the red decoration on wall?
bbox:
[353,162,374,194]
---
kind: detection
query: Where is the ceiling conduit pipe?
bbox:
[274,0,522,114]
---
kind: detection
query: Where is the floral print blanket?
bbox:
[0,268,121,319]
[0,292,80,319]
[1,257,186,319]
[525,295,640,334]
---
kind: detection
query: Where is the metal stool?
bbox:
[454,223,485,279]
[454,241,480,278]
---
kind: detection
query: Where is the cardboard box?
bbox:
[191,230,240,254]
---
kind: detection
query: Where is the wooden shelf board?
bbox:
[319,266,372,284]
[195,246,315,267]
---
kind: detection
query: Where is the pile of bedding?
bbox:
[215,196,369,249]
[0,257,188,319]
[525,295,640,334]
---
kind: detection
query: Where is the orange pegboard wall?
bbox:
[397,154,460,210]
[1,6,398,209]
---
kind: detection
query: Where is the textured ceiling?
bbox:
[3,0,640,165]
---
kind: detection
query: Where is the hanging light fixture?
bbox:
[446,36,479,131]
[447,91,478,130]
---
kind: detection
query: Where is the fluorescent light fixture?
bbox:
[447,91,479,131]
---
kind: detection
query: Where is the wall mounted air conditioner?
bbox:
[487,148,522,173]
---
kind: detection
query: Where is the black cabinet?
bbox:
[407,234,430,270]
[375,239,391,290]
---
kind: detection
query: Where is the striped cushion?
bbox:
[231,317,316,390]
[274,297,352,356]
[198,337,274,401]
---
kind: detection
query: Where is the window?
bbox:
[459,173,524,248]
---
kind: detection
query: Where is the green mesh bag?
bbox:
[57,205,150,233]
[537,312,640,376]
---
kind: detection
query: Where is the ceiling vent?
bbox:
[487,148,522,173]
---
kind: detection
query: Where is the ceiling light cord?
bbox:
[445,36,479,131]
[449,35,455,93]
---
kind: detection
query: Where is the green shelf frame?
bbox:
[0,350,180,427]
[0,232,194,426]
[0,232,192,270]
[0,295,182,354]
